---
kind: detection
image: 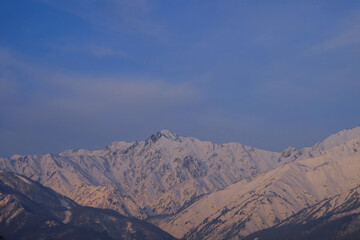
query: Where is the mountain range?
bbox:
[1,126,360,239]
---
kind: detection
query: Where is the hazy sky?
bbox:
[1,0,360,157]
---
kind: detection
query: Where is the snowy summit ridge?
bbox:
[146,129,183,143]
[0,128,290,219]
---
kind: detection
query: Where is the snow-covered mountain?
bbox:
[153,126,360,239]
[1,126,360,239]
[0,130,295,219]
[0,170,175,240]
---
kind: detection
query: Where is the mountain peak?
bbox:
[147,130,182,143]
[158,129,177,137]
[312,126,360,151]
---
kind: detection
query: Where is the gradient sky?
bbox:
[1,0,360,157]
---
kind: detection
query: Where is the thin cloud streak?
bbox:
[0,48,200,113]
[88,46,126,57]
[46,76,199,116]
[318,24,360,51]
[40,0,165,38]
[306,12,360,55]
[48,43,127,57]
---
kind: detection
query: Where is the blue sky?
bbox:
[1,0,360,157]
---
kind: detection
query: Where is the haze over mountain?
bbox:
[0,126,360,239]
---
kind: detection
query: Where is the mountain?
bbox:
[1,126,360,239]
[153,126,360,239]
[244,185,360,240]
[0,130,297,219]
[0,169,175,240]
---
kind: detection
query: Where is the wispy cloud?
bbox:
[0,48,44,76]
[0,47,202,155]
[0,47,199,116]
[87,45,126,57]
[307,12,360,54]
[317,24,360,51]
[49,42,127,57]
[40,0,165,38]
[45,75,199,117]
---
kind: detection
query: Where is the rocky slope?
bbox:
[153,127,360,239]
[0,130,296,218]
[0,170,175,240]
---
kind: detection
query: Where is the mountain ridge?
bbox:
[0,129,296,219]
[1,126,360,239]
[156,127,360,239]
